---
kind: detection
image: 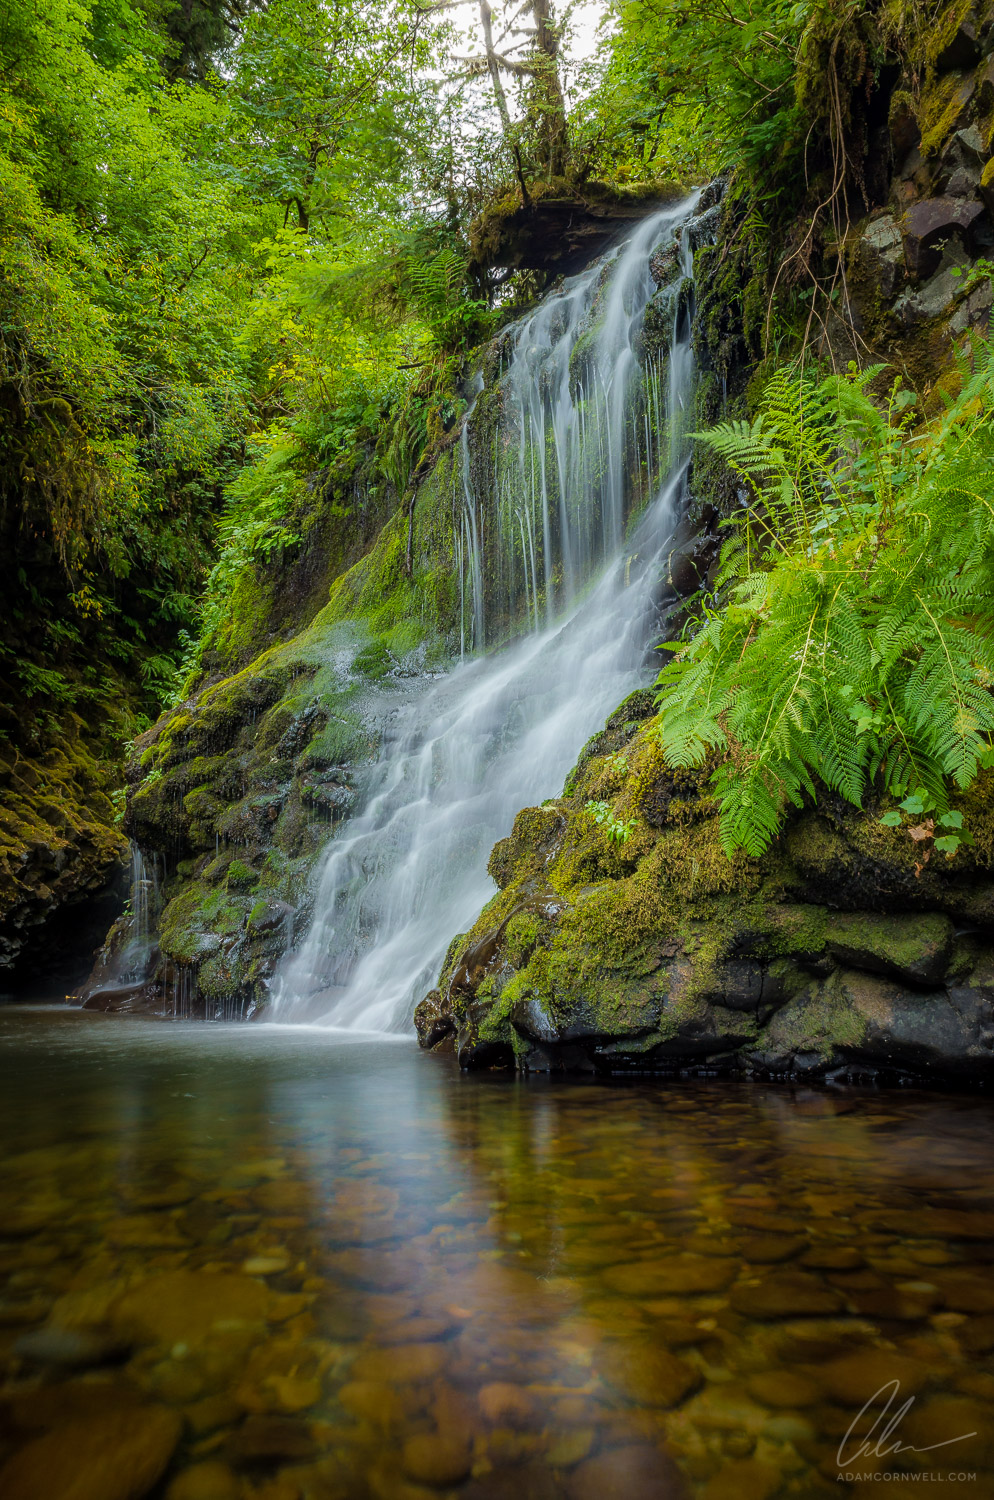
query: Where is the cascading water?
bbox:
[273,194,703,1030]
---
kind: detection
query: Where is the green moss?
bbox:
[226,858,257,888]
[764,981,867,1054]
[918,71,973,156]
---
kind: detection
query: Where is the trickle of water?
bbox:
[273,195,700,1030]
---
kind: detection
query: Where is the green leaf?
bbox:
[879,810,903,827]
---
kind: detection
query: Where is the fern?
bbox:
[657,352,994,855]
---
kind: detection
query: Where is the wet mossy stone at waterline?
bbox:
[432,683,994,1081]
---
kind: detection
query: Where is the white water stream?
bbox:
[273,195,701,1030]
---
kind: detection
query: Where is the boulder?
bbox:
[856,213,905,300]
[825,911,953,986]
[838,968,994,1074]
[901,197,986,278]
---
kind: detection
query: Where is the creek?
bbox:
[1,1007,993,1497]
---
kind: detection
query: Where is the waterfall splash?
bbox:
[272,194,702,1030]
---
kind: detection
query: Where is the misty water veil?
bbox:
[271,195,703,1030]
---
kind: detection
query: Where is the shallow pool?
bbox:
[1,1007,992,1499]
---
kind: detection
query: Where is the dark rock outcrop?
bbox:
[422,692,994,1085]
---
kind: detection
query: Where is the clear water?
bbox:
[274,200,699,1029]
[1,1007,993,1498]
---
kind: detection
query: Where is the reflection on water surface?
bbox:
[1,1008,993,1499]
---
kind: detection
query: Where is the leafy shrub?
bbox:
[656,343,994,855]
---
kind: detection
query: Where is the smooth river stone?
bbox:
[13,1324,130,1367]
[869,1209,994,1240]
[351,1341,448,1384]
[739,1235,808,1265]
[934,1270,994,1313]
[817,1350,930,1405]
[746,1370,822,1408]
[799,1244,865,1271]
[568,1443,688,1500]
[599,1342,702,1408]
[252,1180,313,1215]
[164,1462,240,1500]
[5,1379,146,1431]
[729,1273,844,1319]
[0,1405,181,1500]
[401,1430,472,1486]
[106,1215,192,1249]
[112,1270,270,1345]
[601,1256,737,1297]
[225,1414,318,1462]
[701,1458,782,1500]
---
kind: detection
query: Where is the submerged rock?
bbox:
[0,1405,181,1500]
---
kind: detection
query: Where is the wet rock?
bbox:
[902,1395,994,1470]
[838,969,994,1075]
[826,911,953,986]
[112,1270,271,1346]
[0,1404,181,1500]
[401,1430,472,1487]
[414,990,456,1049]
[701,1459,782,1500]
[337,1380,411,1426]
[351,1342,448,1384]
[601,1255,737,1297]
[799,1244,864,1271]
[889,95,920,161]
[901,197,986,279]
[184,1394,245,1436]
[600,1342,702,1408]
[739,1234,807,1265]
[729,1272,843,1319]
[478,1383,542,1427]
[650,241,679,287]
[244,901,294,938]
[568,1443,687,1500]
[165,1462,241,1500]
[818,1350,930,1405]
[226,1414,318,1463]
[747,1370,821,1408]
[13,1323,131,1367]
[4,1379,146,1431]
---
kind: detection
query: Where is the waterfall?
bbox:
[272,194,702,1030]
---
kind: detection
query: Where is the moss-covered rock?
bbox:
[426,695,994,1084]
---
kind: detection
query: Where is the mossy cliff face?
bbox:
[0,724,127,986]
[106,451,465,1017]
[418,692,994,1083]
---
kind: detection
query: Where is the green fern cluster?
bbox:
[656,343,994,855]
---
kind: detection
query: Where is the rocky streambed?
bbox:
[1,1008,994,1498]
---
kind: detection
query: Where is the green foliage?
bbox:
[657,343,994,856]
[586,0,820,185]
[586,800,637,844]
